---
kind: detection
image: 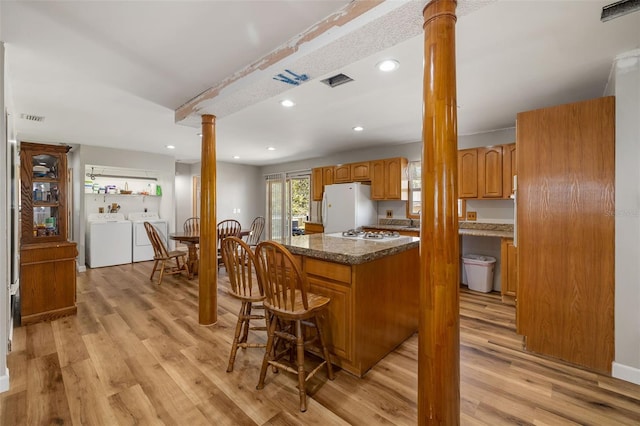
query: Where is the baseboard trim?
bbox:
[0,368,9,393]
[612,361,640,385]
[77,262,86,273]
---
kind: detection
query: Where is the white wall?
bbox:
[175,162,193,231]
[610,49,640,385]
[0,40,10,393]
[185,161,263,230]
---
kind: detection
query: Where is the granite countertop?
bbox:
[458,228,513,238]
[270,233,419,265]
[364,224,421,232]
[367,219,514,238]
[303,219,514,238]
[458,222,514,238]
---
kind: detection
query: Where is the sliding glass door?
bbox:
[265,171,310,239]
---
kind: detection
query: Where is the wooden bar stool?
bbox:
[220,236,267,372]
[254,240,334,412]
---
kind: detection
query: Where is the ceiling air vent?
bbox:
[20,113,45,122]
[601,0,640,21]
[321,73,354,88]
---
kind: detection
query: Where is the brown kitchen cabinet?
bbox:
[350,161,370,181]
[334,164,351,183]
[293,245,418,377]
[458,145,507,199]
[332,162,370,184]
[20,242,78,325]
[502,143,516,198]
[370,157,408,200]
[516,96,614,374]
[458,149,478,198]
[478,146,503,198]
[304,222,324,234]
[20,141,77,324]
[312,166,334,201]
[500,238,517,305]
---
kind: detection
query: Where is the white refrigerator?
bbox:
[322,182,377,233]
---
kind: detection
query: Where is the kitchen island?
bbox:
[271,233,419,377]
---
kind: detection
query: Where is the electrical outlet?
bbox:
[467,211,477,221]
[386,210,393,218]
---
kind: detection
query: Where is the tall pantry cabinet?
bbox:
[19,142,78,325]
[516,97,614,374]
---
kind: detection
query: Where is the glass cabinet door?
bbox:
[32,154,62,238]
[21,143,69,244]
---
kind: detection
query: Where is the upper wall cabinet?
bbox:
[314,158,405,201]
[334,161,370,183]
[458,143,515,199]
[350,161,370,181]
[458,149,478,198]
[334,164,351,183]
[478,146,503,198]
[502,143,517,198]
[312,166,334,201]
[371,157,408,200]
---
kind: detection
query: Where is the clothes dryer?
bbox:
[86,213,132,268]
[128,212,169,262]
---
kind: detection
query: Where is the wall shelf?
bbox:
[86,193,161,203]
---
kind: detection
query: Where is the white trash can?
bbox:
[462,254,496,293]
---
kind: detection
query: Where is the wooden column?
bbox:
[199,114,217,325]
[419,0,460,424]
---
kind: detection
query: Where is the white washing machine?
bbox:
[86,213,132,268]
[128,212,169,262]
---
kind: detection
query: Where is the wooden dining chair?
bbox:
[180,216,201,254]
[255,240,334,412]
[144,221,189,285]
[217,219,242,270]
[183,217,200,233]
[220,236,267,372]
[244,216,265,248]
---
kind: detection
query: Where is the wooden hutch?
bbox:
[19,142,77,325]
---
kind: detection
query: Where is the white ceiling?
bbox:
[2,1,639,166]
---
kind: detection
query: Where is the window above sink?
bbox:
[407,160,466,221]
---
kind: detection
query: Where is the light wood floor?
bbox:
[1,261,639,425]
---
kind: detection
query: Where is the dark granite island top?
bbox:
[270,233,419,265]
[268,232,419,377]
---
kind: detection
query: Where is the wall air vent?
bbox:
[321,73,354,88]
[20,113,45,122]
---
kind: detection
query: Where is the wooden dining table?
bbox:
[169,229,250,279]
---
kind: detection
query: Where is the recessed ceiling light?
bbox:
[280,99,295,108]
[232,155,240,159]
[267,146,276,151]
[166,145,175,149]
[353,126,364,132]
[376,59,399,72]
